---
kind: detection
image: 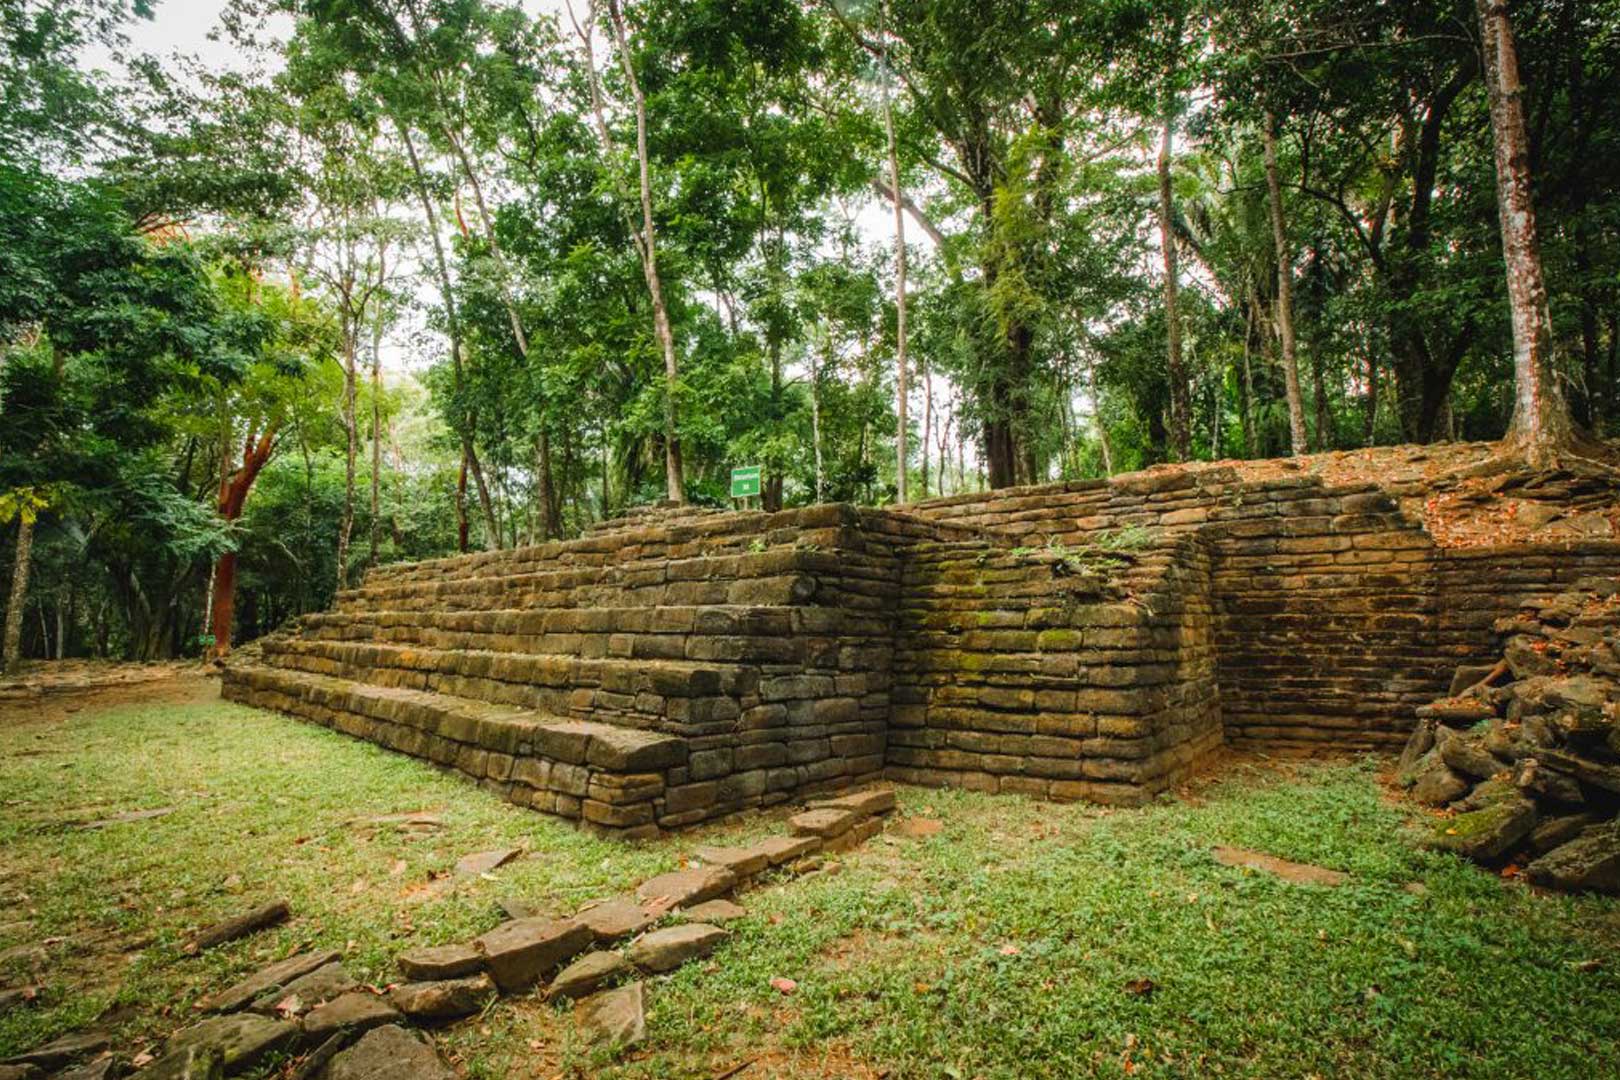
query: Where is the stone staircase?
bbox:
[222,505,916,838]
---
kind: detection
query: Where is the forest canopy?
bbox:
[2,0,1616,664]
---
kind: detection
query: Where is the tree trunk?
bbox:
[535,426,558,541]
[209,428,276,658]
[1478,0,1576,464]
[811,329,827,503]
[921,362,933,499]
[1262,112,1310,456]
[1364,348,1379,446]
[606,0,684,503]
[3,514,34,673]
[881,3,909,505]
[1158,106,1191,462]
[336,316,357,593]
[369,291,384,570]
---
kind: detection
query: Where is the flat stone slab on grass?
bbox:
[1527,825,1620,894]
[747,835,819,866]
[474,918,593,992]
[575,982,646,1049]
[78,806,175,829]
[823,816,883,854]
[161,1013,299,1074]
[549,951,629,1000]
[808,789,897,817]
[388,974,495,1023]
[789,808,857,839]
[454,848,522,877]
[128,1045,222,1080]
[692,845,770,878]
[301,991,402,1039]
[325,1025,454,1080]
[2,1031,110,1071]
[634,866,736,910]
[1212,846,1349,887]
[573,899,657,942]
[680,899,746,924]
[55,1058,122,1080]
[893,818,942,839]
[627,923,726,973]
[395,943,483,982]
[249,961,358,1016]
[199,949,342,1013]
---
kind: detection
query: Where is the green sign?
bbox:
[730,465,762,499]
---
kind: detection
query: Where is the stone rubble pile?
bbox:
[1399,578,1620,893]
[2,791,897,1079]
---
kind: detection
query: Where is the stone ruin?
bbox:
[221,465,1620,842]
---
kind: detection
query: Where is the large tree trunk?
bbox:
[881,5,909,504]
[369,290,384,570]
[1478,0,1576,464]
[606,0,685,503]
[1158,107,1191,462]
[209,429,276,658]
[3,514,34,674]
[336,318,357,593]
[1262,112,1310,456]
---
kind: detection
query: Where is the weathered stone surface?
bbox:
[575,982,646,1048]
[162,1014,298,1074]
[1396,720,1436,782]
[395,943,482,982]
[788,808,857,839]
[191,900,290,952]
[387,974,495,1022]
[198,949,342,1013]
[549,951,629,1000]
[473,918,593,992]
[324,1025,454,1080]
[54,1057,122,1080]
[807,788,897,817]
[634,867,735,909]
[0,987,38,1017]
[1211,846,1349,887]
[747,835,819,865]
[627,923,727,973]
[1526,825,1620,894]
[2,1031,109,1072]
[692,845,770,878]
[1408,753,1470,807]
[301,991,402,1039]
[129,1046,221,1080]
[573,899,656,942]
[1514,758,1586,806]
[680,899,747,924]
[1435,727,1507,782]
[1426,796,1538,863]
[454,848,522,876]
[1529,812,1602,854]
[0,1065,41,1080]
[249,962,357,1016]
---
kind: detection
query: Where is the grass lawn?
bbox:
[2,677,1618,1079]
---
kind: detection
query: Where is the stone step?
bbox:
[297,604,889,660]
[256,639,758,732]
[221,664,686,836]
[335,549,829,615]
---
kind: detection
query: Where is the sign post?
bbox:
[730,465,762,509]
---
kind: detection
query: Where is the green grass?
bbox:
[3,687,1618,1079]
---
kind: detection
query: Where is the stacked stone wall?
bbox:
[886,533,1220,804]
[910,473,1620,754]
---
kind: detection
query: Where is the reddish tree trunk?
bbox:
[208,428,276,658]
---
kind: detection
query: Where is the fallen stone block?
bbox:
[746,835,820,866]
[680,899,747,924]
[199,949,342,1013]
[1526,824,1620,894]
[453,848,522,877]
[301,991,402,1039]
[473,918,593,992]
[573,899,657,942]
[627,923,727,973]
[1426,796,1538,863]
[634,866,736,910]
[549,951,629,1001]
[575,981,646,1049]
[324,1025,454,1080]
[395,943,483,982]
[788,808,857,839]
[2,1031,110,1072]
[190,900,290,953]
[807,789,897,818]
[692,845,770,878]
[160,1014,299,1075]
[388,974,496,1023]
[249,962,358,1016]
[1211,846,1349,887]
